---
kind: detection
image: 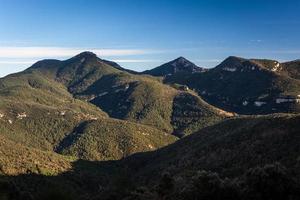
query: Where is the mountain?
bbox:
[0,53,177,161]
[250,59,300,80]
[143,57,205,76]
[165,56,300,114]
[0,52,231,164]
[28,52,230,135]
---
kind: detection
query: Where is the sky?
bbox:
[0,0,300,77]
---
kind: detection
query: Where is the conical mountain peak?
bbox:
[143,57,204,76]
[73,51,98,60]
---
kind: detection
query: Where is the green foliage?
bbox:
[58,118,176,161]
[242,163,300,200]
[0,53,178,163]
[171,92,226,136]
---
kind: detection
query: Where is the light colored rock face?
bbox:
[271,62,281,72]
[141,132,149,136]
[8,120,13,124]
[98,92,108,97]
[242,101,248,106]
[276,97,300,104]
[17,112,27,119]
[258,94,269,100]
[114,89,123,93]
[60,111,66,116]
[254,101,266,107]
[276,98,293,104]
[223,67,237,72]
[0,113,4,118]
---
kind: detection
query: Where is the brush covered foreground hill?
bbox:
[165,56,300,114]
[1,114,300,200]
[124,113,300,179]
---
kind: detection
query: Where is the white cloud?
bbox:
[250,39,262,43]
[0,46,159,58]
[0,60,36,64]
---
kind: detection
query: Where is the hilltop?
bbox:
[143,56,205,76]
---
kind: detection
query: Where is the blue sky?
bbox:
[0,0,300,77]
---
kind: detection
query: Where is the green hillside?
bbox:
[57,118,176,161]
[1,114,300,200]
[0,57,178,161]
[125,114,300,179]
[0,134,73,176]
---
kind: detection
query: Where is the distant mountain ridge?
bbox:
[163,56,300,114]
[143,56,205,76]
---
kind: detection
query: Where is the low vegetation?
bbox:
[1,114,300,199]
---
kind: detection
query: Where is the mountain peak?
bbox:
[143,57,204,76]
[74,51,98,59]
[171,56,192,66]
[223,56,246,63]
[216,56,248,70]
[174,56,188,61]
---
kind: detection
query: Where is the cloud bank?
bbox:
[0,47,159,58]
